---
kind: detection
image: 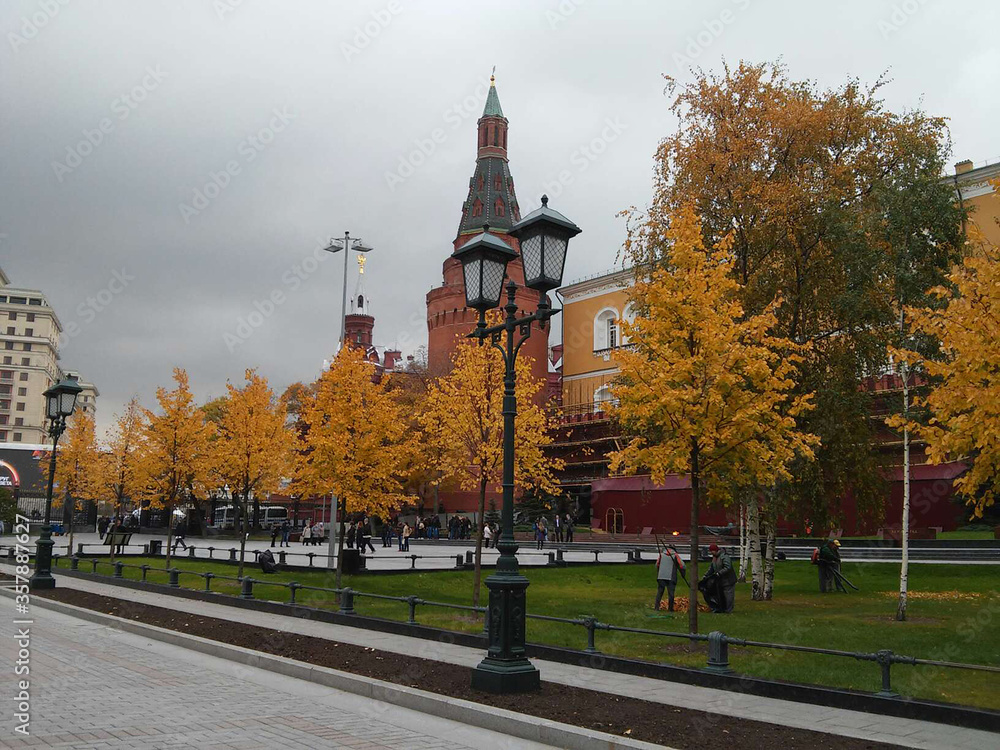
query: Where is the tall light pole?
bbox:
[453,197,581,693]
[30,377,82,590]
[324,232,373,349]
[323,233,372,569]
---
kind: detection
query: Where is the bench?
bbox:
[102,530,134,552]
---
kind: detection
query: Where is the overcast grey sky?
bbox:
[2,0,998,438]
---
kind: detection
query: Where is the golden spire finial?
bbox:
[357,254,366,274]
[490,65,496,86]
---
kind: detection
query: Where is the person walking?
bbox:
[564,513,574,543]
[346,521,356,549]
[654,544,686,612]
[554,514,562,544]
[401,522,412,552]
[382,518,392,548]
[359,520,376,554]
[313,521,324,547]
[171,515,189,553]
[301,519,313,546]
[270,524,279,547]
[483,522,493,548]
[535,519,547,551]
[280,519,290,548]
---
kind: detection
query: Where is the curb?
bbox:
[9,590,671,750]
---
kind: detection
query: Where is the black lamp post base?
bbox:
[471,657,540,693]
[29,530,56,590]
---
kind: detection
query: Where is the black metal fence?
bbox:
[44,552,1000,700]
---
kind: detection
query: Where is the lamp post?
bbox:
[29,377,83,590]
[324,232,373,350]
[453,196,581,693]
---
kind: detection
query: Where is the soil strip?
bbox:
[37,586,901,750]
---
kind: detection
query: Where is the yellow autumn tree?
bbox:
[421,328,560,607]
[141,368,214,567]
[213,369,294,577]
[52,412,101,557]
[609,205,818,634]
[294,346,414,588]
[889,195,1000,521]
[98,397,147,519]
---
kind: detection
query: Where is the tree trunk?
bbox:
[748,494,764,600]
[897,359,911,622]
[472,475,487,608]
[737,498,748,583]
[164,497,174,569]
[688,440,700,636]
[763,508,777,600]
[335,497,346,590]
[238,490,249,579]
[65,492,75,563]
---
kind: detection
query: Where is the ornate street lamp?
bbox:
[453,198,581,694]
[29,377,83,590]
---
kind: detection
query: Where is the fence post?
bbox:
[229,548,237,562]
[240,577,254,600]
[278,551,287,566]
[340,587,355,614]
[407,596,418,624]
[556,549,565,565]
[465,550,474,565]
[207,546,214,559]
[77,543,84,556]
[410,555,417,570]
[634,548,643,562]
[593,550,601,563]
[455,554,464,569]
[70,556,79,571]
[547,552,556,566]
[706,631,733,674]
[91,559,99,573]
[627,550,635,562]
[114,561,124,578]
[168,568,180,588]
[140,565,149,582]
[582,616,600,653]
[289,582,299,605]
[188,546,196,558]
[875,650,898,697]
[308,553,315,567]
[203,572,214,592]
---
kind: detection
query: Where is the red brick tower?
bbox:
[426,75,549,390]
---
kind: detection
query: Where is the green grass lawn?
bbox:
[60,556,1000,710]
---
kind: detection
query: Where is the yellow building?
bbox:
[953,158,1000,247]
[557,268,634,412]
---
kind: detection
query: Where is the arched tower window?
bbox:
[494,197,505,217]
[593,308,619,351]
[472,198,483,217]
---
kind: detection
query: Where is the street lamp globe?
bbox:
[44,378,83,421]
[451,224,518,313]
[509,195,581,294]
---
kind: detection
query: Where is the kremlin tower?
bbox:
[426,75,550,390]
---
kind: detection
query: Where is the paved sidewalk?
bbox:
[24,569,998,750]
[0,599,556,750]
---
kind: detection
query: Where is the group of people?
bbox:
[269,520,292,548]
[447,515,473,540]
[346,518,377,553]
[532,513,575,550]
[300,519,326,546]
[654,542,736,614]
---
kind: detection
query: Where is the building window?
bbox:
[10,298,25,305]
[14,418,22,426]
[8,312,15,320]
[471,198,483,218]
[0,431,7,442]
[24,328,32,337]
[4,343,12,350]
[12,432,20,441]
[18,373,26,381]
[0,385,8,395]
[17,388,26,397]
[28,299,41,306]
[0,370,10,380]
[26,313,35,322]
[0,401,8,410]
[2,357,9,364]
[5,327,13,335]
[594,385,614,408]
[15,402,24,411]
[0,416,6,425]
[22,343,30,352]
[20,358,29,366]
[593,308,619,350]
[494,173,503,191]
[494,197,505,217]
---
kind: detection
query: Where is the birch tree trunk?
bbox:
[747,494,764,600]
[688,440,700,637]
[737,499,749,583]
[896,358,911,622]
[763,513,777,600]
[472,475,487,608]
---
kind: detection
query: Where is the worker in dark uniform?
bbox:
[818,538,845,593]
[701,543,737,613]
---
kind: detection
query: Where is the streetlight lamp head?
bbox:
[452,224,518,313]
[509,194,581,294]
[44,378,83,420]
[353,243,373,253]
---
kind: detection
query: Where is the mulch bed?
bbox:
[37,586,901,750]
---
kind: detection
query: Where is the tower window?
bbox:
[477,174,484,191]
[495,173,503,191]
[472,198,483,218]
[358,294,364,309]
[494,197,505,217]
